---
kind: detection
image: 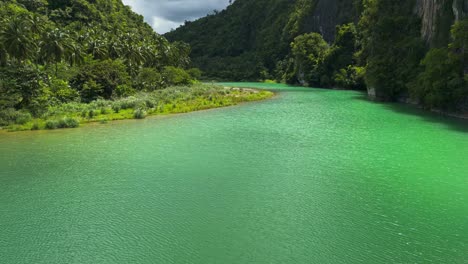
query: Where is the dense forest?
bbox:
[0,0,207,129]
[166,0,468,112]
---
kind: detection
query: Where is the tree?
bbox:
[449,19,467,72]
[66,42,84,67]
[87,39,108,60]
[70,59,132,101]
[290,33,329,85]
[39,28,74,74]
[359,0,425,100]
[320,23,361,88]
[410,19,468,110]
[0,16,36,62]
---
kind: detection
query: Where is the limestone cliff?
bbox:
[166,0,466,82]
[415,0,467,46]
[301,0,356,43]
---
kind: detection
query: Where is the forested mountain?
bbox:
[166,0,468,112]
[0,0,196,118]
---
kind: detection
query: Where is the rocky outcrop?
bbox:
[415,0,467,45]
[452,0,468,20]
[415,0,444,43]
[302,0,355,43]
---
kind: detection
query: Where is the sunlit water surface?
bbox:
[1,83,467,263]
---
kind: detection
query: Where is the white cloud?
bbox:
[151,16,181,34]
[122,0,230,34]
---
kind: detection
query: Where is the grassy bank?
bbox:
[0,84,273,132]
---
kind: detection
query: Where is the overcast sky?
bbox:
[122,0,230,34]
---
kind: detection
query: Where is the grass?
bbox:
[1,84,274,132]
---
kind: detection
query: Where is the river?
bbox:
[0,83,467,263]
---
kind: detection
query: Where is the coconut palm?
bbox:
[66,43,84,67]
[0,44,7,66]
[27,14,46,35]
[142,46,161,68]
[87,39,108,60]
[39,28,74,74]
[0,17,36,62]
[107,40,122,59]
[123,44,146,67]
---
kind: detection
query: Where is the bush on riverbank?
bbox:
[1,84,273,131]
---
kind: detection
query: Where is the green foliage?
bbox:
[410,19,468,111]
[49,77,80,103]
[359,0,425,100]
[58,117,80,128]
[45,119,59,129]
[166,0,360,81]
[133,108,146,119]
[0,0,194,117]
[15,111,32,125]
[333,66,366,90]
[88,109,95,118]
[289,33,329,85]
[0,108,30,126]
[0,15,37,62]
[187,68,203,80]
[449,19,467,67]
[1,84,273,131]
[135,68,164,91]
[0,64,47,113]
[165,0,300,80]
[162,66,193,86]
[70,59,131,101]
[31,121,40,130]
[45,117,79,129]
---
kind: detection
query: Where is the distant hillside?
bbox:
[164,0,359,80]
[166,0,467,112]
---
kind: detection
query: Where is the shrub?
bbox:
[112,103,121,113]
[15,112,32,125]
[31,122,40,130]
[186,68,203,80]
[135,68,164,91]
[133,108,146,119]
[45,119,59,129]
[100,107,108,115]
[49,78,80,103]
[0,108,19,126]
[114,84,135,98]
[58,117,80,128]
[70,59,132,102]
[88,109,95,118]
[163,66,193,86]
[145,99,156,108]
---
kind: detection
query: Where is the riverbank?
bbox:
[0,84,274,132]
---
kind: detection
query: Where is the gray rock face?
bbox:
[415,0,467,44]
[301,0,355,43]
[452,0,468,20]
[415,0,443,43]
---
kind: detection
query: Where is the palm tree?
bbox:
[27,14,46,35]
[0,43,7,66]
[87,39,108,60]
[107,40,122,59]
[123,44,146,67]
[142,45,161,68]
[66,43,84,67]
[0,17,36,62]
[39,28,74,74]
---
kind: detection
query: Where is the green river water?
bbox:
[0,83,467,263]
